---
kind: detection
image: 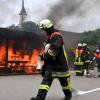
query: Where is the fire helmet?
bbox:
[83,43,87,46]
[39,19,53,29]
[78,43,82,47]
[96,49,99,53]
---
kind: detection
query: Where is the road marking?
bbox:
[73,88,100,96]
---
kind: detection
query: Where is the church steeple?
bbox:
[19,0,27,29]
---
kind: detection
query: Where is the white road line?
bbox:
[73,88,100,96]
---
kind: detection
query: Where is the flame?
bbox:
[8,48,22,61]
[0,42,43,73]
[28,49,39,67]
[8,47,40,66]
[0,44,6,65]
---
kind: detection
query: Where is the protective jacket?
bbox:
[93,53,100,58]
[41,31,70,77]
[93,52,100,66]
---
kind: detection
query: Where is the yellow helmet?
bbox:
[39,19,53,29]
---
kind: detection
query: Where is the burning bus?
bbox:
[0,28,45,74]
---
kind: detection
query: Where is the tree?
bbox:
[80,29,100,45]
[22,21,41,34]
[7,21,41,34]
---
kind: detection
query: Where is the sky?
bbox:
[0,0,100,32]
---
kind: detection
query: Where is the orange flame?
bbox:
[8,48,40,66]
[0,44,6,65]
[0,43,43,73]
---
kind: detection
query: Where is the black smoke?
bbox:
[0,28,46,55]
[47,0,84,26]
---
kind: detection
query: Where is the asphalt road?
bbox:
[0,74,100,100]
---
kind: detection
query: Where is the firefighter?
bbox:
[93,49,100,77]
[82,43,91,76]
[73,43,84,76]
[30,19,72,100]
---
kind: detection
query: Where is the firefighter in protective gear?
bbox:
[30,19,72,100]
[73,43,84,76]
[93,49,100,77]
[82,43,91,76]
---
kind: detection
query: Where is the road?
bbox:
[0,74,100,100]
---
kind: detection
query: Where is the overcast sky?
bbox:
[0,0,100,32]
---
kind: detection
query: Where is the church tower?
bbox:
[19,0,27,29]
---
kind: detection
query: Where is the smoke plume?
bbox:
[47,0,83,25]
[47,0,100,32]
[0,0,100,32]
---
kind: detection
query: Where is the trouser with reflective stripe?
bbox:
[35,72,72,100]
[75,65,84,75]
[36,72,53,100]
[59,77,72,98]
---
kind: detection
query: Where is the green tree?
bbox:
[22,21,41,34]
[80,29,100,45]
[7,21,41,34]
